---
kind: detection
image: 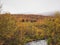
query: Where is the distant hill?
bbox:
[0,14,54,24]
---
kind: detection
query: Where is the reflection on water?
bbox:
[26,40,47,45]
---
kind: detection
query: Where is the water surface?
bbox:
[26,40,47,45]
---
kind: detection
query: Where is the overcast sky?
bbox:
[1,0,60,14]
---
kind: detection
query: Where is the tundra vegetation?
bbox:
[0,12,60,45]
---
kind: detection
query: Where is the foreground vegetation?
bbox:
[0,13,60,45]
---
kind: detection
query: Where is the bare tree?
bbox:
[0,4,2,13]
[0,0,2,14]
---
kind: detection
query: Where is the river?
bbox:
[26,40,47,45]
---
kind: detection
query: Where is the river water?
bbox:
[26,40,47,45]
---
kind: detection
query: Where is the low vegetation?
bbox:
[0,12,60,45]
